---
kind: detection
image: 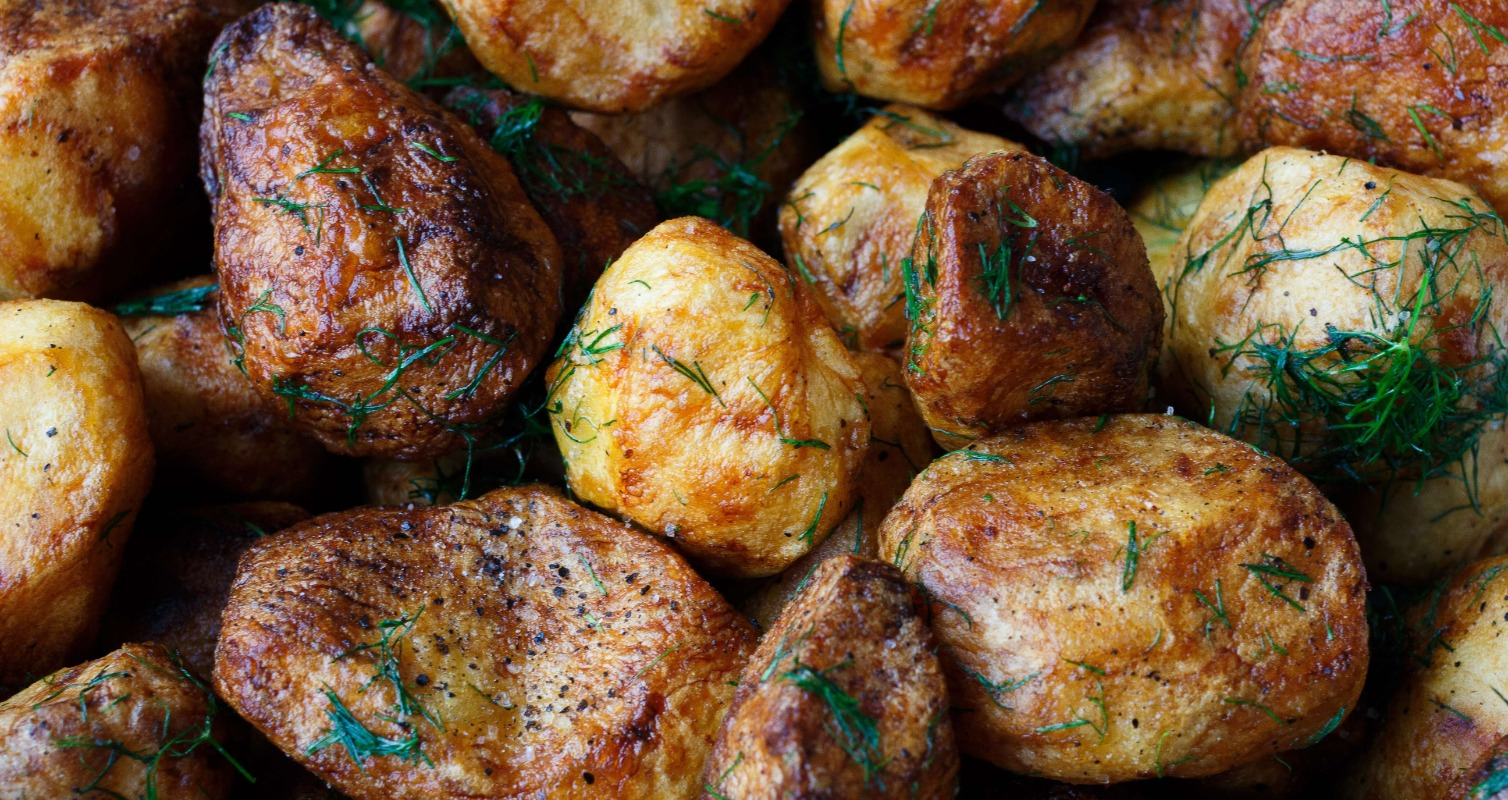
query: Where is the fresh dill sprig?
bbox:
[1242,553,1313,613]
[114,284,217,317]
[652,344,724,406]
[781,658,891,783]
[748,378,830,449]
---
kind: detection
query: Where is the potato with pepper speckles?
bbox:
[878,414,1369,783]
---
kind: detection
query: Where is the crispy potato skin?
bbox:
[0,0,225,301]
[0,643,231,800]
[1009,0,1275,158]
[878,415,1369,782]
[703,555,957,799]
[215,484,756,800]
[1235,0,1508,213]
[906,150,1163,448]
[812,0,1095,109]
[446,0,793,113]
[546,218,870,579]
[780,105,1021,351]
[0,299,151,691]
[201,3,562,460]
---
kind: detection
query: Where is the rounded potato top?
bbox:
[878,414,1369,782]
[546,217,869,579]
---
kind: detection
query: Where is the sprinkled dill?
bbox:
[703,8,739,24]
[748,378,830,449]
[635,644,681,679]
[798,492,829,544]
[227,111,252,122]
[835,1,857,84]
[1194,579,1232,641]
[394,237,433,314]
[409,141,458,162]
[1242,554,1313,613]
[1223,698,1289,725]
[113,284,216,317]
[1122,522,1141,592]
[955,661,1037,710]
[6,429,26,457]
[579,555,607,596]
[1306,707,1345,746]
[652,344,723,406]
[780,658,890,782]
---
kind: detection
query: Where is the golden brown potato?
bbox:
[878,414,1369,782]
[1008,0,1276,158]
[1236,0,1508,213]
[215,484,756,800]
[446,0,792,113]
[780,105,1021,351]
[0,299,152,691]
[1127,159,1238,301]
[905,150,1163,449]
[703,555,957,799]
[811,0,1096,109]
[545,217,870,579]
[1163,147,1508,486]
[0,0,227,301]
[201,3,562,461]
[0,643,239,800]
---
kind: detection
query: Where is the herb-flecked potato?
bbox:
[316,0,476,85]
[0,299,152,691]
[445,0,793,113]
[905,150,1164,449]
[703,555,958,799]
[780,105,1021,351]
[215,484,756,800]
[811,0,1096,109]
[545,217,870,579]
[878,414,1369,782]
[0,642,238,800]
[201,3,562,460]
[1127,159,1237,298]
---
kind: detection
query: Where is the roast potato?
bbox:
[545,217,870,578]
[201,3,562,460]
[779,105,1021,351]
[312,0,475,85]
[878,414,1369,782]
[0,299,152,691]
[905,150,1164,449]
[1127,159,1238,297]
[215,484,756,800]
[703,555,958,799]
[446,0,794,113]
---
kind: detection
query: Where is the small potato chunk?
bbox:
[0,643,237,800]
[446,0,793,113]
[780,105,1022,351]
[704,555,957,799]
[811,0,1095,109]
[202,3,563,460]
[545,218,869,578]
[0,299,152,691]
[215,484,756,800]
[878,414,1369,782]
[905,150,1163,448]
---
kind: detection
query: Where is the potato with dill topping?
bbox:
[214,484,756,800]
[545,217,870,579]
[904,150,1163,449]
[878,414,1369,782]
[0,299,152,692]
[201,3,562,461]
[780,105,1022,351]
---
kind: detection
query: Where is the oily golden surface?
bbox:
[1235,0,1508,213]
[215,484,756,800]
[703,556,957,799]
[201,3,562,460]
[780,105,1021,351]
[546,218,869,579]
[0,299,151,691]
[812,0,1096,109]
[905,150,1163,448]
[878,415,1369,782]
[1009,0,1275,158]
[446,0,793,113]
[0,643,233,800]
[0,0,226,302]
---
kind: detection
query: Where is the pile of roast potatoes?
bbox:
[3,0,1508,797]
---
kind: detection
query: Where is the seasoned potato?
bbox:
[0,299,152,691]
[201,3,562,460]
[1127,159,1238,296]
[446,0,793,113]
[878,415,1369,782]
[1235,0,1508,213]
[703,555,957,799]
[0,0,227,301]
[0,643,237,800]
[780,105,1021,351]
[905,150,1163,449]
[1008,0,1275,158]
[811,0,1096,109]
[545,218,869,578]
[215,484,756,800]
[315,0,476,85]
[1163,147,1508,486]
